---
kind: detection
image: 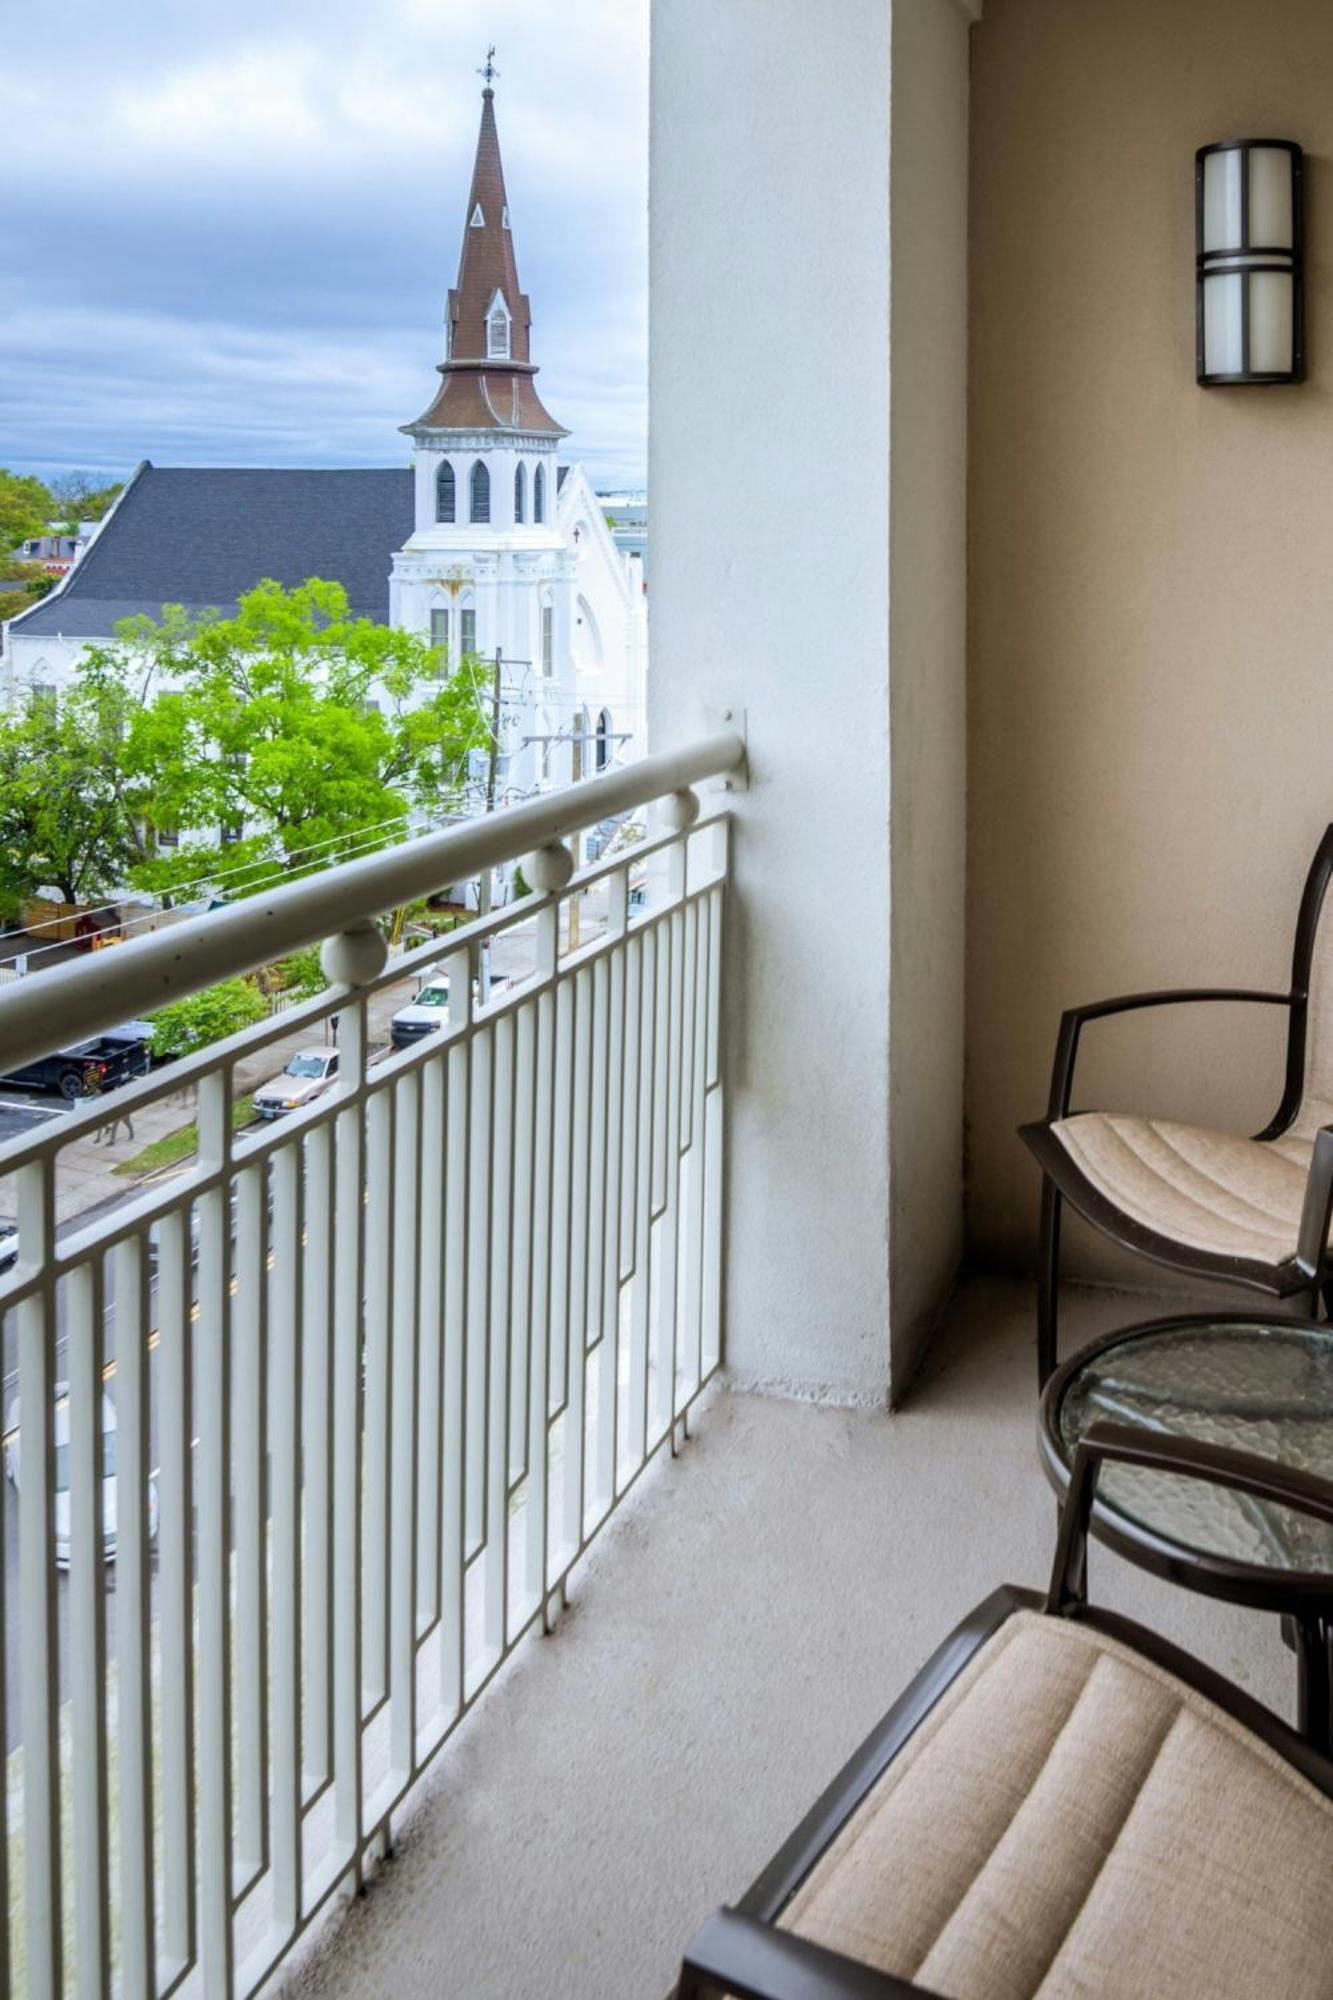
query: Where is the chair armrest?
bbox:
[678,1910,943,2000]
[1045,988,1291,1119]
[1048,1422,1333,1615]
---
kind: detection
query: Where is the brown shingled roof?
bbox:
[406,87,567,439]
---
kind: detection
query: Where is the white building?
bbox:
[2,82,647,800]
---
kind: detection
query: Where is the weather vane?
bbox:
[478,45,499,88]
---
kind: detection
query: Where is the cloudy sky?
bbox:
[2,0,648,490]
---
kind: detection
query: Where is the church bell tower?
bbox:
[389,58,576,769]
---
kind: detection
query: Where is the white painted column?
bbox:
[649,0,972,1404]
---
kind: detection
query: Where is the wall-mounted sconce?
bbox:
[1196,139,1303,384]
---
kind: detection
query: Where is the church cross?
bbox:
[478,45,499,88]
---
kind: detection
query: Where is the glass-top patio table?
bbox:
[1039,1313,1333,1750]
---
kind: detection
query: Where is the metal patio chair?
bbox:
[1019,824,1333,1387]
[677,1426,1333,2000]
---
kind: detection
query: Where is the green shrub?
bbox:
[276,943,329,996]
[149,978,268,1059]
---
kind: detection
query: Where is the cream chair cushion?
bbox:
[1048,1111,1315,1266]
[781,1610,1333,2000]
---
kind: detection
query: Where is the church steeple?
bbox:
[405,71,567,439]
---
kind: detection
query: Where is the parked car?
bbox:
[0,1223,17,1273]
[390,968,511,1049]
[4,1385,158,1567]
[1,1026,151,1102]
[253,1046,340,1119]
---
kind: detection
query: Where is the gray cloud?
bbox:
[3,0,648,487]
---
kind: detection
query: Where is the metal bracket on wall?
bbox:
[705,704,749,792]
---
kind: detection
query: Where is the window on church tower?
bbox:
[514,463,526,523]
[487,302,510,359]
[437,460,455,523]
[470,460,490,524]
[533,463,545,524]
[430,608,450,665]
[542,605,553,675]
[461,608,477,656]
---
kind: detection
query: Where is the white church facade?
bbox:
[2,80,647,807]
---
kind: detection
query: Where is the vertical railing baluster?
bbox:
[441,1012,469,1718]
[528,901,558,1617]
[362,1085,395,1708]
[465,1024,493,1587]
[232,1160,268,1883]
[703,877,726,1375]
[157,1205,195,1976]
[585,954,611,1523]
[303,1121,334,1793]
[270,1141,303,1934]
[485,1018,514,1661]
[623,933,649,1471]
[564,967,593,1556]
[416,1056,447,1634]
[332,999,367,1875]
[17,1156,60,2000]
[508,1003,536,1522]
[115,1233,154,1999]
[389,1072,421,1783]
[600,874,628,1503]
[196,1066,235,1995]
[68,1256,109,2000]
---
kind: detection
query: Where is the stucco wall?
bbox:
[650,0,970,1401]
[967,0,1333,1274]
[889,0,972,1386]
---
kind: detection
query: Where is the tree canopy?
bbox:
[0,677,146,920]
[0,469,53,554]
[77,576,492,904]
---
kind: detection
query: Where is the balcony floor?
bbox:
[283,1278,1292,2000]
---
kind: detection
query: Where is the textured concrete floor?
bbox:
[280,1278,1293,2000]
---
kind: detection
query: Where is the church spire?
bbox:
[405,65,567,438]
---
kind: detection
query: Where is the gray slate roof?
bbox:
[14,463,414,637]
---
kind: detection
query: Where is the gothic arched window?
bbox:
[533,463,546,524]
[436,460,455,524]
[514,463,526,524]
[596,708,612,772]
[487,302,510,359]
[470,459,490,524]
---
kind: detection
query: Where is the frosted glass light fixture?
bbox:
[1196,140,1304,384]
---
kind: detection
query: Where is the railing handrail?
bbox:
[0,729,745,1078]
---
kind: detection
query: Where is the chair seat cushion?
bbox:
[780,1610,1333,2000]
[1048,1111,1314,1267]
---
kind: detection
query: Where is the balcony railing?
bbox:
[0,730,743,1998]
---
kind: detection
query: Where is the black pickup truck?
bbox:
[1,1028,152,1101]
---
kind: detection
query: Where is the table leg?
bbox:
[1293,1615,1333,1756]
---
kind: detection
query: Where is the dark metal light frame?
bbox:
[1196,138,1304,385]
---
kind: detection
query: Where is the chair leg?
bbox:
[1038,1178,1062,1390]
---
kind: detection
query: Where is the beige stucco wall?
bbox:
[889,0,972,1387]
[967,0,1333,1276]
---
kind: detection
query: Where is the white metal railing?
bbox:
[0,732,742,1998]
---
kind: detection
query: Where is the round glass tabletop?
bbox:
[1045,1318,1333,1574]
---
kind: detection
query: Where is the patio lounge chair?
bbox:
[1020,824,1333,1386]
[676,1426,1333,2000]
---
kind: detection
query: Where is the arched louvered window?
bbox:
[470,459,490,524]
[533,462,545,524]
[596,708,612,772]
[514,463,526,524]
[436,460,455,523]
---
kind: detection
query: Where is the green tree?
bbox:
[0,558,56,623]
[149,979,269,1059]
[0,469,53,554]
[79,578,491,904]
[47,472,124,529]
[0,679,146,920]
